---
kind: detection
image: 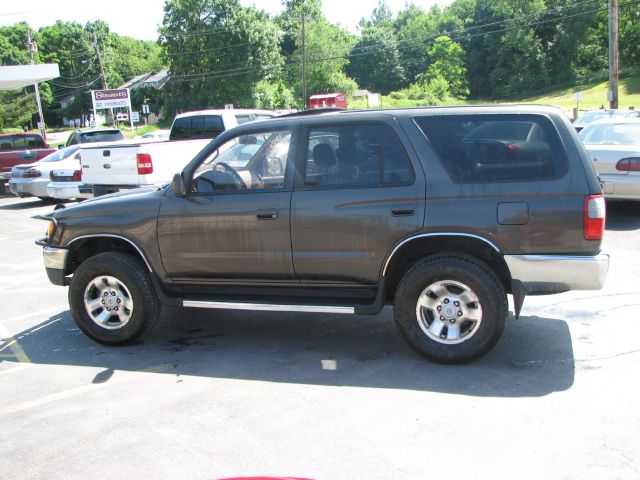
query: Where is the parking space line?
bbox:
[0,363,34,376]
[0,324,31,364]
[0,363,172,417]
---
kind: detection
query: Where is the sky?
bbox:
[0,0,452,41]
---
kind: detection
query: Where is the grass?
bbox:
[347,69,640,116]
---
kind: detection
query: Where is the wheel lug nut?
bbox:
[449,319,456,324]
[457,311,463,316]
[115,307,119,311]
[443,299,450,304]
[440,315,445,321]
[454,301,460,307]
[103,292,108,296]
[111,291,116,296]
[101,300,105,305]
[106,307,111,311]
[437,306,442,311]
[117,299,121,304]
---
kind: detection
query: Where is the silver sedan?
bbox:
[580,118,640,201]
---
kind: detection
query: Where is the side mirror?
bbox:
[172,172,186,197]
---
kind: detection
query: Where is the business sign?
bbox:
[90,88,134,129]
[91,88,130,109]
[132,111,140,122]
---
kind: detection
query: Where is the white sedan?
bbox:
[9,146,80,200]
[580,118,640,201]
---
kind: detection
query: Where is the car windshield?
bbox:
[40,146,81,162]
[579,123,640,145]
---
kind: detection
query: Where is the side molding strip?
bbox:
[68,234,153,272]
[382,232,502,276]
[183,300,354,314]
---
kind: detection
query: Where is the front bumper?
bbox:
[504,253,609,294]
[43,246,68,286]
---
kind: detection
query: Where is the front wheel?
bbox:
[394,255,507,364]
[69,251,159,345]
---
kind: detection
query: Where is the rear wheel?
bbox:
[69,251,159,345]
[394,255,507,364]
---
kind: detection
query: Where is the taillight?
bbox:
[507,143,520,153]
[72,170,82,182]
[584,194,606,240]
[616,157,640,171]
[23,168,41,178]
[137,153,153,175]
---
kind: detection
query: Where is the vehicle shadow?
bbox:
[3,307,575,398]
[605,200,640,231]
[0,198,57,210]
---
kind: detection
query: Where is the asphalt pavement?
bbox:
[0,193,639,479]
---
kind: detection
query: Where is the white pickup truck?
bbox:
[79,109,274,196]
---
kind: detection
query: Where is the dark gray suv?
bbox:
[37,106,609,363]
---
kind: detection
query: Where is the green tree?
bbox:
[420,36,469,99]
[346,25,405,94]
[160,0,283,117]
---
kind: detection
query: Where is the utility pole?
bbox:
[301,13,307,110]
[26,29,46,142]
[93,33,113,125]
[608,0,619,109]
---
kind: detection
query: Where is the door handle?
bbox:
[256,209,278,220]
[391,207,415,217]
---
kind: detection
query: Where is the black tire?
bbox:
[69,251,159,345]
[394,255,507,364]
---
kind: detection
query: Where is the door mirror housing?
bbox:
[172,172,186,196]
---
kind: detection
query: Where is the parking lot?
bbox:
[0,193,639,479]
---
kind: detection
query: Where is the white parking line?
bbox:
[0,363,172,417]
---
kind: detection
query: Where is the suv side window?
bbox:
[414,114,568,183]
[191,129,292,194]
[304,124,413,188]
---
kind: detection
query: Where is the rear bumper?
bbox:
[47,182,92,200]
[599,173,640,200]
[504,253,609,294]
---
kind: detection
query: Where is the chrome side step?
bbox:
[183,300,354,314]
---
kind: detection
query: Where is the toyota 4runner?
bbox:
[37,106,609,363]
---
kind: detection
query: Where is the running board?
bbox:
[183,300,354,314]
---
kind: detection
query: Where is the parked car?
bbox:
[0,133,56,193]
[579,117,640,201]
[573,109,640,132]
[65,128,125,147]
[9,146,81,200]
[46,163,92,201]
[36,105,608,364]
[79,109,275,196]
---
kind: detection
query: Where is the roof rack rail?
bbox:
[276,107,345,118]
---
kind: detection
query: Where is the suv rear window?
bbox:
[79,130,125,144]
[170,115,225,141]
[414,114,567,183]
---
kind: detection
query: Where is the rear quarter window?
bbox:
[414,114,568,183]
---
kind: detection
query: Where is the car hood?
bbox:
[52,186,165,220]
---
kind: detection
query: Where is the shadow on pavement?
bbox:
[605,200,640,231]
[0,198,56,210]
[2,306,575,398]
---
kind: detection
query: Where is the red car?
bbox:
[0,133,56,193]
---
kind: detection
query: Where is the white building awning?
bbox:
[0,64,60,90]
